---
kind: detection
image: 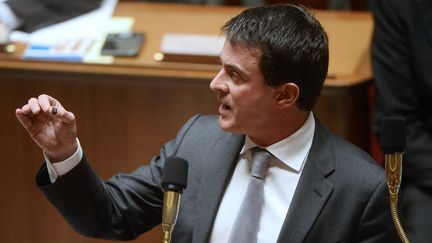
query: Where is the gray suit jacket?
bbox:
[36,114,400,242]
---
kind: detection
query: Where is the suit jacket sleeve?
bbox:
[353,179,401,242]
[6,0,102,32]
[35,115,202,241]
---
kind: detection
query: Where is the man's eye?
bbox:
[230,71,241,82]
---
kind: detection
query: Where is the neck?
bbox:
[250,110,310,147]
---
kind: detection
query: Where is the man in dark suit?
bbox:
[0,0,101,33]
[16,4,400,243]
[371,0,432,242]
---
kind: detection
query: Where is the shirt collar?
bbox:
[240,112,315,173]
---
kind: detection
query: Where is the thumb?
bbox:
[49,106,76,125]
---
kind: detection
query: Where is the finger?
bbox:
[15,108,32,130]
[49,106,76,125]
[38,94,52,112]
[28,97,41,114]
[20,104,32,115]
[46,95,62,107]
[43,95,75,124]
[63,111,76,124]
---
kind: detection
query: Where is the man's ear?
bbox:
[276,83,300,107]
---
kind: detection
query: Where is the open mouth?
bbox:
[222,104,232,110]
[219,103,232,115]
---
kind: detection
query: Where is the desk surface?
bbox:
[0,2,373,87]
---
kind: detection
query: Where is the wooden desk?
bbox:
[0,3,373,243]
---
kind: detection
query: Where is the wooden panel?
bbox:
[0,69,217,243]
[315,81,371,150]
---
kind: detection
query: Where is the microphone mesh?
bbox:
[161,157,189,192]
[380,116,406,153]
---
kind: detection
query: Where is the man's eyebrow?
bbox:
[223,62,250,77]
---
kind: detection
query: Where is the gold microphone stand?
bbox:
[385,153,410,243]
[161,191,181,243]
[160,157,188,243]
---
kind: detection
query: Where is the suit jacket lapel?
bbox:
[415,0,432,47]
[192,133,245,243]
[277,120,335,243]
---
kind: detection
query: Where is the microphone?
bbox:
[380,116,406,200]
[161,157,188,243]
[380,116,411,243]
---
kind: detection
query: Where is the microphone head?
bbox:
[380,116,406,153]
[161,157,188,193]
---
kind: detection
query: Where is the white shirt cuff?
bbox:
[44,138,83,183]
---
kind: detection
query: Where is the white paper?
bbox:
[11,0,118,45]
[160,33,225,56]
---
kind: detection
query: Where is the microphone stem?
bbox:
[389,196,410,243]
[162,231,172,243]
[385,153,410,243]
[385,153,403,195]
[162,191,181,243]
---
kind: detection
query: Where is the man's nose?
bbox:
[210,69,227,93]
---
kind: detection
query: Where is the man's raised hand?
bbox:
[15,94,78,162]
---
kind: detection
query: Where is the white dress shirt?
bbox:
[45,113,315,243]
[209,112,315,243]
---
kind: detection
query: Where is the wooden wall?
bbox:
[0,69,219,243]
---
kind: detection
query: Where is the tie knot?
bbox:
[251,148,271,179]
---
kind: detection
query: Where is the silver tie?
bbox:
[228,148,272,243]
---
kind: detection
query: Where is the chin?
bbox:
[218,116,241,134]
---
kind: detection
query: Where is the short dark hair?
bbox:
[222,4,329,111]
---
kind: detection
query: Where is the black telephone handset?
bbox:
[101,32,144,57]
